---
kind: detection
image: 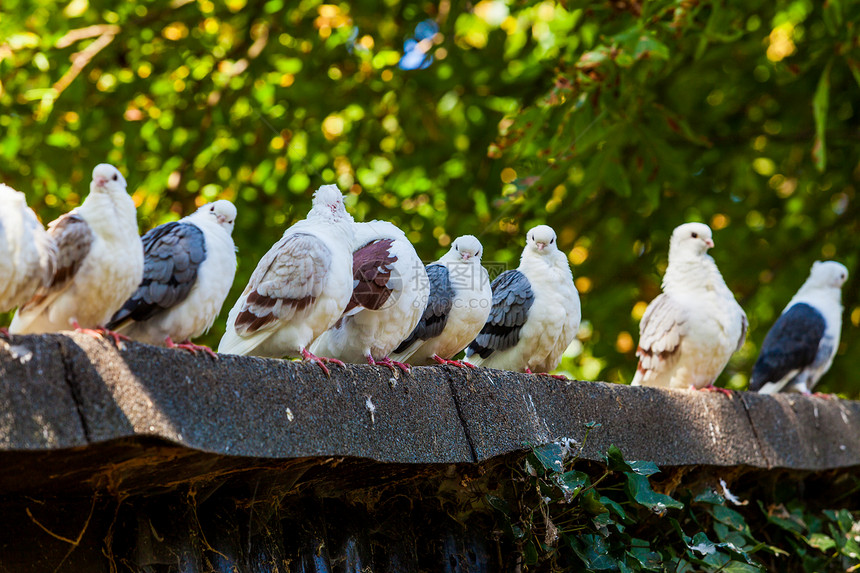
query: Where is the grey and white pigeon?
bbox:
[218,184,355,374]
[10,164,143,339]
[106,200,238,357]
[465,225,580,375]
[0,184,56,315]
[391,235,492,367]
[631,222,747,391]
[750,261,848,395]
[309,220,429,371]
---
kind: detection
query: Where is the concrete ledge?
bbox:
[1,333,859,475]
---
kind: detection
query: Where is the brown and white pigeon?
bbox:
[465,226,580,375]
[218,184,355,374]
[0,184,56,315]
[631,222,747,391]
[107,200,238,356]
[309,220,429,371]
[10,164,143,336]
[391,235,492,367]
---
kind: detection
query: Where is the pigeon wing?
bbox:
[107,221,206,328]
[634,293,687,379]
[345,238,398,313]
[233,232,331,335]
[393,263,455,353]
[749,303,827,392]
[20,213,94,311]
[467,269,534,360]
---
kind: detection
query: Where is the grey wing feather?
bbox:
[21,213,94,311]
[393,263,455,353]
[233,233,331,334]
[107,222,206,328]
[466,269,534,359]
[635,293,686,375]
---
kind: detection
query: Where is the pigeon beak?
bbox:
[461,252,472,260]
[704,238,714,248]
[216,214,229,225]
[94,176,108,187]
[536,242,546,251]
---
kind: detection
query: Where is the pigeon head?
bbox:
[525,225,558,255]
[309,184,353,224]
[449,235,483,262]
[809,260,849,289]
[669,222,714,259]
[90,164,127,195]
[202,200,237,234]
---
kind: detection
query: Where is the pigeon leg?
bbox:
[524,366,568,380]
[700,384,733,397]
[811,391,836,400]
[0,327,8,337]
[432,354,476,369]
[301,348,345,376]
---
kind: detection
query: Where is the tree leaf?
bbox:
[812,59,833,172]
[626,472,683,512]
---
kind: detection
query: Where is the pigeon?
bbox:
[106,200,238,357]
[750,261,848,395]
[631,222,747,391]
[217,184,355,374]
[0,184,57,316]
[465,225,580,375]
[391,235,492,367]
[309,220,430,371]
[10,164,144,340]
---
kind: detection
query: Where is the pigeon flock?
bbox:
[0,165,850,395]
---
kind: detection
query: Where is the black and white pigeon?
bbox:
[750,261,848,395]
[390,235,492,367]
[10,164,143,339]
[218,184,355,374]
[106,200,238,357]
[465,225,580,375]
[309,220,429,371]
[0,184,56,315]
[631,223,747,391]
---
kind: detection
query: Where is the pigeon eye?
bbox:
[550,238,555,244]
[112,174,118,181]
[691,232,698,238]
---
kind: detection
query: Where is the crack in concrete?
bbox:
[737,393,771,469]
[56,337,93,444]
[442,367,478,463]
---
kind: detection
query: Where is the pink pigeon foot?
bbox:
[432,354,476,369]
[72,321,129,347]
[302,348,344,376]
[811,391,835,400]
[375,356,411,373]
[524,367,568,380]
[699,384,733,397]
[0,327,8,337]
[167,337,219,359]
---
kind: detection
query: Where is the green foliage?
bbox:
[483,438,860,571]
[1,0,859,391]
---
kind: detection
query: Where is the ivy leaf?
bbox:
[628,460,660,476]
[626,472,683,512]
[581,489,609,515]
[570,533,617,570]
[709,505,749,532]
[629,546,662,569]
[605,444,632,472]
[694,489,726,505]
[533,443,566,474]
[485,494,511,516]
[806,533,836,552]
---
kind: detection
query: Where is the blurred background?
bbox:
[1,0,859,393]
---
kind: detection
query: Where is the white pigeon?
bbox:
[106,200,238,357]
[10,164,143,339]
[631,222,747,391]
[309,220,429,371]
[218,184,355,374]
[391,235,492,367]
[750,261,848,395]
[0,184,57,315]
[465,225,580,375]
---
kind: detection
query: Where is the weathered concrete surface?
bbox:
[0,332,859,473]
